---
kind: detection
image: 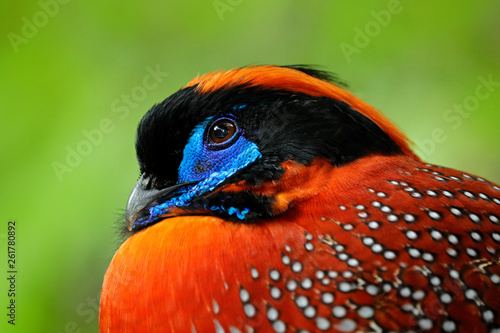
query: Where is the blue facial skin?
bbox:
[132,112,262,229]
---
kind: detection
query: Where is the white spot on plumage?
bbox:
[243,304,256,318]
[469,213,481,223]
[411,192,423,198]
[363,237,375,246]
[301,278,313,289]
[291,261,303,273]
[212,299,220,314]
[462,190,475,199]
[366,284,379,295]
[449,270,460,279]
[440,293,452,303]
[269,270,280,281]
[321,292,334,304]
[442,190,454,198]
[267,306,279,321]
[422,252,435,262]
[328,271,338,278]
[405,230,418,240]
[430,276,441,286]
[430,229,443,241]
[338,282,354,293]
[404,214,416,223]
[347,258,360,267]
[408,247,421,258]
[272,320,286,333]
[357,306,374,318]
[418,318,433,330]
[382,283,392,292]
[412,290,425,300]
[371,244,383,253]
[358,212,368,219]
[449,207,462,217]
[239,288,250,303]
[442,320,456,332]
[387,214,398,222]
[465,289,477,300]
[214,319,225,333]
[343,271,353,278]
[295,295,308,308]
[470,231,482,242]
[286,279,298,291]
[335,319,357,332]
[303,305,316,318]
[381,205,392,213]
[332,305,347,318]
[483,309,494,322]
[426,190,438,197]
[316,317,331,331]
[427,209,442,220]
[384,251,397,260]
[448,234,459,244]
[399,287,411,297]
[270,286,282,299]
[479,192,490,200]
[447,248,458,257]
[315,270,325,279]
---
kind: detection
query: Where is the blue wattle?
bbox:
[177,117,259,183]
[132,115,261,229]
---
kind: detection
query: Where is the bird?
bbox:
[99,65,500,333]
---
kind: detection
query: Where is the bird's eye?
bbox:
[209,119,237,144]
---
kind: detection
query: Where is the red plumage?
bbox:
[100,66,500,332]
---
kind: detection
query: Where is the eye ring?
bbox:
[207,118,240,148]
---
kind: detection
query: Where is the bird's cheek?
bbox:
[272,193,295,215]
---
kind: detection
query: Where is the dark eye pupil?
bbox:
[213,125,229,139]
[209,119,237,144]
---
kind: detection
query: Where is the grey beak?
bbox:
[125,174,196,231]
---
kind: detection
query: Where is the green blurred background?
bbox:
[1,1,499,332]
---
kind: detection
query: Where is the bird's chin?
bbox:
[127,209,180,232]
